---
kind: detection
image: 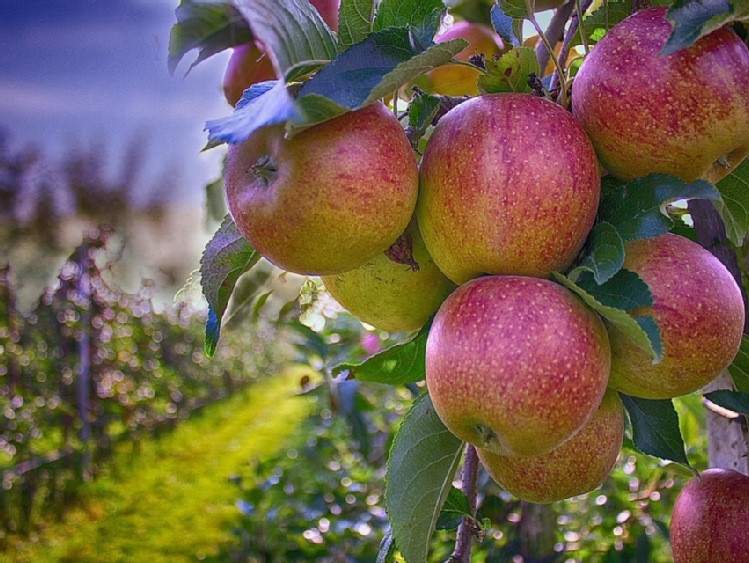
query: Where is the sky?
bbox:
[0,0,232,205]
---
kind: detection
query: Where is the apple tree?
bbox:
[169,0,749,560]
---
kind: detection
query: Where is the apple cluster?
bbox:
[223,6,749,509]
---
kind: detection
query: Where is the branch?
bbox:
[550,0,595,100]
[535,1,575,75]
[449,444,479,563]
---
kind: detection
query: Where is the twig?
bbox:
[449,444,480,563]
[535,1,575,76]
[550,0,595,99]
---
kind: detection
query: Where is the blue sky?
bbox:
[0,0,232,204]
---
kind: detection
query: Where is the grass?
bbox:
[2,365,316,563]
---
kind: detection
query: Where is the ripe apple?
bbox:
[670,468,749,562]
[223,0,340,106]
[477,388,623,503]
[608,234,745,399]
[426,275,611,457]
[225,102,418,276]
[321,219,456,332]
[427,21,506,97]
[417,93,600,284]
[571,7,749,183]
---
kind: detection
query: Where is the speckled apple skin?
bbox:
[425,275,611,457]
[477,388,623,503]
[225,102,418,276]
[670,468,749,562]
[417,93,600,285]
[572,7,749,184]
[608,234,744,399]
[321,220,456,331]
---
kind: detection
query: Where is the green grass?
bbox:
[2,366,316,563]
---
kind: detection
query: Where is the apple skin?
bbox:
[425,275,611,457]
[571,7,749,183]
[477,388,623,503]
[225,102,418,276]
[427,21,506,97]
[670,468,749,562]
[417,93,600,285]
[321,219,456,332]
[608,234,745,399]
[222,0,340,106]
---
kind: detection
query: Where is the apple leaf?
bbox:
[728,335,749,393]
[373,0,445,43]
[405,91,441,148]
[338,0,376,52]
[552,271,663,361]
[704,389,749,415]
[331,324,428,384]
[713,157,749,246]
[436,487,471,530]
[205,80,299,145]
[662,0,749,56]
[168,0,253,75]
[200,215,261,357]
[478,46,540,94]
[572,0,631,46]
[571,222,625,285]
[490,3,520,47]
[298,27,467,110]
[234,0,338,82]
[620,394,692,469]
[376,530,397,563]
[386,393,464,563]
[499,0,529,19]
[598,174,721,242]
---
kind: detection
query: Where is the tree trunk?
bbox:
[519,501,557,562]
[76,242,92,481]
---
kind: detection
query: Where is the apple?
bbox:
[608,234,745,399]
[225,102,419,275]
[417,93,600,284]
[321,219,456,332]
[571,7,749,183]
[670,468,749,562]
[427,21,506,97]
[223,0,340,106]
[477,388,623,503]
[425,275,611,457]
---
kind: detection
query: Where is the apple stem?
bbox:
[250,155,278,187]
[450,444,480,563]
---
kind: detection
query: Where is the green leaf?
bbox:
[490,3,521,47]
[331,325,428,384]
[298,27,466,110]
[552,271,663,361]
[729,335,749,393]
[373,0,445,43]
[200,215,261,356]
[572,0,631,46]
[499,0,529,19]
[205,80,299,145]
[234,0,338,82]
[168,0,253,75]
[714,156,749,246]
[662,0,749,56]
[478,46,540,94]
[620,394,692,468]
[571,222,625,285]
[406,91,441,148]
[704,389,749,415]
[598,174,720,242]
[436,486,471,530]
[386,393,464,563]
[338,0,376,52]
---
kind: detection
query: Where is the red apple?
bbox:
[225,102,418,275]
[321,219,456,331]
[670,468,749,562]
[427,21,506,97]
[417,93,600,284]
[478,388,623,503]
[608,234,745,399]
[571,7,749,183]
[426,275,611,457]
[222,0,340,106]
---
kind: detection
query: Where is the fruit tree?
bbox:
[169,0,749,560]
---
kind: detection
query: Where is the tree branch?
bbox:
[535,1,575,75]
[450,444,479,563]
[550,0,595,101]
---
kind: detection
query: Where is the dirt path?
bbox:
[3,366,314,563]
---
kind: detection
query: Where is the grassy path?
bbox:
[3,366,314,563]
